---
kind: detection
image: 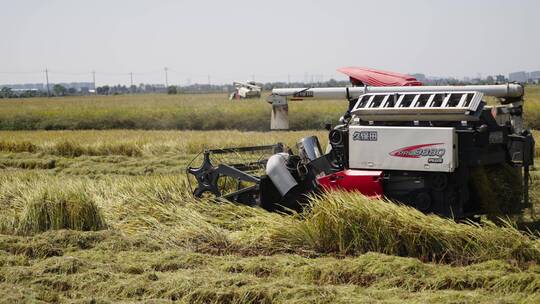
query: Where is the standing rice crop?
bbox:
[16,182,106,235]
[266,191,540,264]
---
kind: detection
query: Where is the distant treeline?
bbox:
[0,79,353,98]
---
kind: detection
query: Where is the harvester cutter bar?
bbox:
[206,143,284,154]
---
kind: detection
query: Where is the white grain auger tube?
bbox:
[267,83,524,130]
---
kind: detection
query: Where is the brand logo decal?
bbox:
[293,91,314,98]
[352,131,378,141]
[389,143,445,159]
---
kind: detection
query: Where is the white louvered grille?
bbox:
[351,91,484,121]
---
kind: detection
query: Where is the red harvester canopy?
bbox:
[338,67,423,87]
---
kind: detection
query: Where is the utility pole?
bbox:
[164,67,169,87]
[92,71,96,94]
[45,68,50,97]
[207,74,211,86]
[130,72,133,90]
[287,74,290,86]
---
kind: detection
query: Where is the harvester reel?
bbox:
[187,152,221,197]
[187,144,285,205]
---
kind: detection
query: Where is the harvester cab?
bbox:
[189,69,534,218]
[229,81,262,100]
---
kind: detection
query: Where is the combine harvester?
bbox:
[189,67,534,218]
[229,81,262,100]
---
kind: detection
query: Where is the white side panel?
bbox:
[348,126,457,172]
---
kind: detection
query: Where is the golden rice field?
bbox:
[0,129,540,303]
[1,87,540,303]
[0,93,344,131]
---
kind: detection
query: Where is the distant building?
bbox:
[530,71,540,81]
[0,83,44,90]
[495,75,506,83]
[11,88,38,92]
[55,82,94,91]
[509,71,529,83]
[410,73,426,82]
[0,82,95,92]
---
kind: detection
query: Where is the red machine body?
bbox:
[337,67,423,87]
[317,169,384,198]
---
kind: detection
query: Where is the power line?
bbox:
[0,70,42,74]
[1,68,350,86]
[98,71,132,76]
[48,70,93,76]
